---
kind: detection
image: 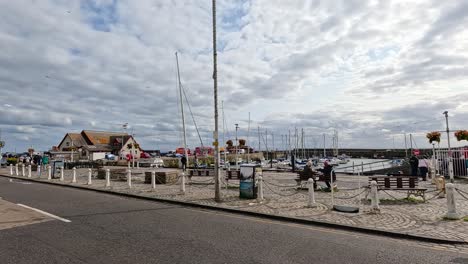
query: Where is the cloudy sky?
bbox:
[1,0,467,152]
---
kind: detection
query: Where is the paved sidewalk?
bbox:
[2,167,468,243]
[0,194,50,230]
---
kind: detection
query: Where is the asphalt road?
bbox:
[0,176,466,264]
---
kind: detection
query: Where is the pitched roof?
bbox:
[57,133,86,149]
[81,130,128,145]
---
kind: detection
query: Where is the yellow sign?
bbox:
[212,141,218,146]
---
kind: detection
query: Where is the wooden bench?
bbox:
[295,171,336,187]
[225,170,241,181]
[368,176,427,201]
[188,169,215,178]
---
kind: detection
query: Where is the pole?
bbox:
[323,133,326,157]
[212,0,221,202]
[247,112,251,163]
[265,128,268,161]
[175,52,189,173]
[404,132,408,158]
[222,101,227,167]
[235,124,239,170]
[258,126,261,153]
[443,111,454,182]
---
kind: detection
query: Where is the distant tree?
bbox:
[239,139,246,146]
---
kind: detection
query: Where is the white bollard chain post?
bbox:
[127,169,132,188]
[105,169,111,187]
[10,164,13,175]
[22,164,25,177]
[60,167,64,181]
[47,166,52,180]
[444,183,460,220]
[72,167,77,183]
[180,172,185,193]
[151,171,156,189]
[370,180,380,213]
[28,165,32,178]
[15,164,19,176]
[37,165,41,177]
[87,168,92,185]
[258,176,264,200]
[448,158,454,183]
[308,178,316,208]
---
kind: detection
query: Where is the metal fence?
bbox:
[434,147,468,177]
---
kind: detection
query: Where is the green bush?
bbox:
[164,159,179,168]
[6,158,17,165]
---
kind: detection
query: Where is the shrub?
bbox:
[6,158,17,165]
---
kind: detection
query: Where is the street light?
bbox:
[122,123,128,161]
[443,111,454,182]
[235,124,239,170]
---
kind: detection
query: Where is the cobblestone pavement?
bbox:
[2,167,468,245]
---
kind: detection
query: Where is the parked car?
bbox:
[140,152,151,159]
[105,154,117,160]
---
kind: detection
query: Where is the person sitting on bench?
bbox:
[302,161,317,190]
[318,161,333,189]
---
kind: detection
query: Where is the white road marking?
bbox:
[16,203,71,223]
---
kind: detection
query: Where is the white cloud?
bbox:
[0,0,467,152]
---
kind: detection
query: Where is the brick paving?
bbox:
[2,166,468,244]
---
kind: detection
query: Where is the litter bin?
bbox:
[239,164,262,199]
[52,160,64,178]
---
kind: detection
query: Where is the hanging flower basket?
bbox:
[454,130,468,141]
[426,131,441,143]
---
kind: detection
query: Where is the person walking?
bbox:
[418,157,429,181]
[409,155,419,176]
[181,156,187,172]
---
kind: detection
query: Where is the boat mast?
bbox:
[247,112,251,163]
[175,52,189,165]
[222,101,226,166]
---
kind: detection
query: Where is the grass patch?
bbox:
[463,216,468,222]
[442,216,460,221]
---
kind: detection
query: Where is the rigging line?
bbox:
[174,58,183,147]
[181,83,204,148]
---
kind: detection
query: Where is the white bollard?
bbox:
[72,167,77,183]
[370,180,380,213]
[258,176,264,200]
[15,164,19,176]
[437,176,446,198]
[47,166,52,180]
[10,164,13,175]
[137,161,140,168]
[105,169,111,187]
[22,164,25,177]
[180,172,185,193]
[128,162,130,168]
[151,171,156,189]
[448,158,454,183]
[444,183,460,219]
[28,165,32,178]
[127,169,132,188]
[308,178,316,208]
[87,168,92,185]
[60,167,64,181]
[37,165,41,177]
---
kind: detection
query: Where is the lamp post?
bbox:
[122,123,128,161]
[443,111,454,182]
[212,0,221,202]
[235,124,239,170]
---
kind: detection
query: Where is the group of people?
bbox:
[300,160,336,191]
[409,155,430,181]
[17,155,49,166]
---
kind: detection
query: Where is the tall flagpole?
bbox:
[212,0,221,202]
